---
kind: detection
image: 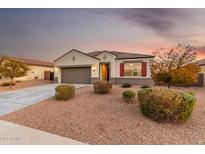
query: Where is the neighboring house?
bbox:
[0,54,54,82]
[54,49,155,85]
[197,59,205,86]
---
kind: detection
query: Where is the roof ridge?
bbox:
[87,50,154,57]
[14,56,53,64]
[0,54,54,67]
[54,49,100,62]
[0,53,7,56]
[197,58,205,66]
[0,53,53,63]
[110,50,154,56]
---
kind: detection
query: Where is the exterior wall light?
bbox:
[92,64,96,71]
[55,67,59,72]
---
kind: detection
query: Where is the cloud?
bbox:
[86,8,205,39]
[117,9,182,31]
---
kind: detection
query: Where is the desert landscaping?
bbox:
[0,85,205,144]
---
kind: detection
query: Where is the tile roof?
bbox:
[197,59,205,66]
[54,49,100,62]
[0,54,54,67]
[87,50,154,59]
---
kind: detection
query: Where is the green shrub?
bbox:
[138,87,196,123]
[186,91,195,96]
[141,85,151,89]
[122,90,136,103]
[1,82,15,86]
[93,80,112,94]
[55,85,75,101]
[121,83,132,88]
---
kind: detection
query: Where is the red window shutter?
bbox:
[141,62,147,77]
[120,63,124,77]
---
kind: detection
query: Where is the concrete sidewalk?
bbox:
[0,120,85,145]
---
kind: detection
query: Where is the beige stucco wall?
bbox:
[0,65,54,82]
[16,65,54,81]
[54,50,154,83]
[97,51,153,79]
[200,65,205,86]
[96,52,116,79]
[54,50,99,83]
[115,58,153,78]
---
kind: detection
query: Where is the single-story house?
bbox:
[54,49,155,85]
[197,59,205,86]
[0,54,54,82]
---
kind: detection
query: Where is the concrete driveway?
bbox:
[0,84,89,116]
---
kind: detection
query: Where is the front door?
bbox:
[100,63,110,81]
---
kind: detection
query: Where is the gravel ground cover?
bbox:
[0,86,205,144]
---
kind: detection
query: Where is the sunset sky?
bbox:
[0,8,205,61]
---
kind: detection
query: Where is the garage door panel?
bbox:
[61,67,91,84]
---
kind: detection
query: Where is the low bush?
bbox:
[121,83,132,88]
[122,90,136,103]
[93,80,112,94]
[55,85,75,101]
[1,82,15,86]
[138,87,196,123]
[186,91,195,96]
[141,85,151,89]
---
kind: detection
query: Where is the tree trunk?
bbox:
[168,81,171,88]
[10,78,13,89]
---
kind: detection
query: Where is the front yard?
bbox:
[0,85,205,144]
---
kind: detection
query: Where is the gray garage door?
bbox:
[61,67,91,84]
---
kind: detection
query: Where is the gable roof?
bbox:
[197,59,205,66]
[0,53,7,56]
[54,49,100,62]
[87,50,154,59]
[88,50,118,57]
[0,54,54,67]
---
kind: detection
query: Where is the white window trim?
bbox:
[124,62,142,77]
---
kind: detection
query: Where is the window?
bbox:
[124,63,142,76]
